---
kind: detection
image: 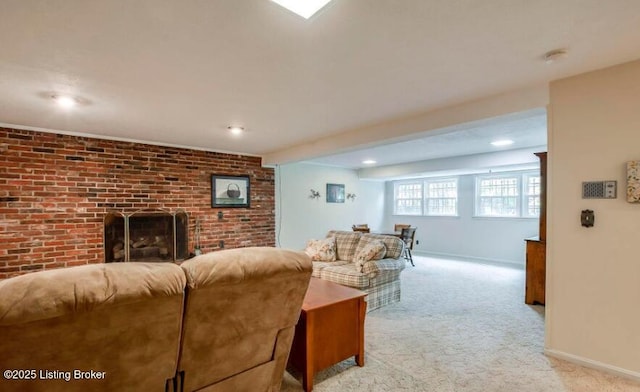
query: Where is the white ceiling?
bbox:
[1,1,639,167]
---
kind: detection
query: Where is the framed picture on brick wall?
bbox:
[211,175,250,208]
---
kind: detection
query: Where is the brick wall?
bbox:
[0,127,275,279]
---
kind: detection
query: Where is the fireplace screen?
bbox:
[104,209,188,263]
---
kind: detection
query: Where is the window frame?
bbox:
[393,177,459,217]
[474,170,540,219]
[423,177,459,216]
[522,172,542,218]
[393,181,423,216]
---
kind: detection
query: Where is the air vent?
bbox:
[582,181,617,199]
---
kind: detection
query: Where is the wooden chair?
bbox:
[394,224,411,232]
[400,227,417,266]
[352,224,370,233]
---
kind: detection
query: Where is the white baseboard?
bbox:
[545,349,640,382]
[413,250,524,269]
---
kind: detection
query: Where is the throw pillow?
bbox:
[327,230,361,261]
[304,237,337,262]
[353,240,386,272]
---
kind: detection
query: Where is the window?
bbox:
[475,171,540,218]
[523,173,541,217]
[394,182,422,215]
[424,178,458,216]
[393,178,458,216]
[476,175,519,217]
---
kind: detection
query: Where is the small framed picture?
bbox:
[326,183,345,203]
[628,161,640,202]
[211,175,250,208]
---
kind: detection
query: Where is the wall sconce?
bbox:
[347,193,356,201]
[309,189,321,199]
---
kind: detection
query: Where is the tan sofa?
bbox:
[311,230,406,312]
[0,247,312,392]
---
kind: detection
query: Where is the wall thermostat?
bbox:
[582,181,617,199]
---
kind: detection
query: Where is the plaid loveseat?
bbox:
[312,230,406,312]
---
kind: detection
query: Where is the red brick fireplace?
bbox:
[0,127,275,279]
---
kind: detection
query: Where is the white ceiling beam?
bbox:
[262,84,549,166]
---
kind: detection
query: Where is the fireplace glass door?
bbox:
[104,209,189,263]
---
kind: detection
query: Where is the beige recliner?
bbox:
[177,247,312,392]
[0,247,312,392]
[0,262,186,391]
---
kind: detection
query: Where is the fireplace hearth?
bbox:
[104,209,189,263]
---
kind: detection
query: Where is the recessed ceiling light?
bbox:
[228,126,244,136]
[52,95,77,108]
[491,140,514,147]
[362,159,377,165]
[271,0,332,19]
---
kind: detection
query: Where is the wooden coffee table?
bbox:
[288,277,367,392]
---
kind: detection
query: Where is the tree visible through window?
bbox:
[394,182,422,215]
[394,178,458,216]
[477,176,519,216]
[475,171,540,218]
[524,174,541,217]
[392,171,538,218]
[425,178,458,216]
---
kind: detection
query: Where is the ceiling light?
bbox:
[362,160,377,165]
[228,126,244,135]
[271,0,332,19]
[543,49,568,64]
[491,140,514,147]
[52,95,77,108]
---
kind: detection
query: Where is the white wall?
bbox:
[275,163,385,250]
[546,59,640,378]
[277,154,542,265]
[383,172,540,266]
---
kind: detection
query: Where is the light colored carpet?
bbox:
[281,255,640,391]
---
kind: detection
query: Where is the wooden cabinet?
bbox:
[525,238,546,305]
[525,152,547,305]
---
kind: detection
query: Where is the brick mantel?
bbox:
[0,127,275,279]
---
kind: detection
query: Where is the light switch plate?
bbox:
[604,181,617,198]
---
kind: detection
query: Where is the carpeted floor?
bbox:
[281,255,640,391]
